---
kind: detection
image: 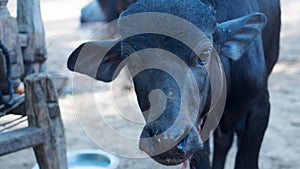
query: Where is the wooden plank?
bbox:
[25,73,67,169]
[0,127,44,156]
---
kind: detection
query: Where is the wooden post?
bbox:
[0,0,9,17]
[25,73,67,169]
[0,0,24,91]
[17,0,46,74]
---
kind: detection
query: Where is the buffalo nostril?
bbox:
[177,135,189,150]
[141,129,151,138]
[141,126,160,138]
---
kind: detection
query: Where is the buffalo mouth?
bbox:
[151,146,190,165]
[140,119,205,166]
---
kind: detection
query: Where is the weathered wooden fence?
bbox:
[0,0,67,168]
[0,74,68,169]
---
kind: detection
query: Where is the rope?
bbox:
[0,116,28,133]
[0,115,26,127]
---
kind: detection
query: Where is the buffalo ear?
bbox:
[214,13,267,61]
[67,38,126,82]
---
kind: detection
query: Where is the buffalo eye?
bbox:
[123,53,130,57]
[198,47,212,65]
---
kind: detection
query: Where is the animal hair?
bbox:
[120,0,217,33]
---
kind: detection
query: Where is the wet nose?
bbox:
[139,124,199,156]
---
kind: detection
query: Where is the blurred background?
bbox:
[0,0,299,168]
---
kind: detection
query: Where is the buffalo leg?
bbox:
[190,140,210,169]
[212,130,234,169]
[234,91,270,169]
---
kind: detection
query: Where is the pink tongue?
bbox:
[198,118,204,132]
[197,123,202,132]
[180,160,190,169]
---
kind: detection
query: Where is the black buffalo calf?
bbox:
[68,0,281,168]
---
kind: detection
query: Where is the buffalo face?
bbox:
[123,33,211,165]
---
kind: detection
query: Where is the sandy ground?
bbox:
[1,0,300,169]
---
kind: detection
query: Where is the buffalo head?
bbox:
[67,0,266,166]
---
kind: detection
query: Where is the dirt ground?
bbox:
[0,0,299,169]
